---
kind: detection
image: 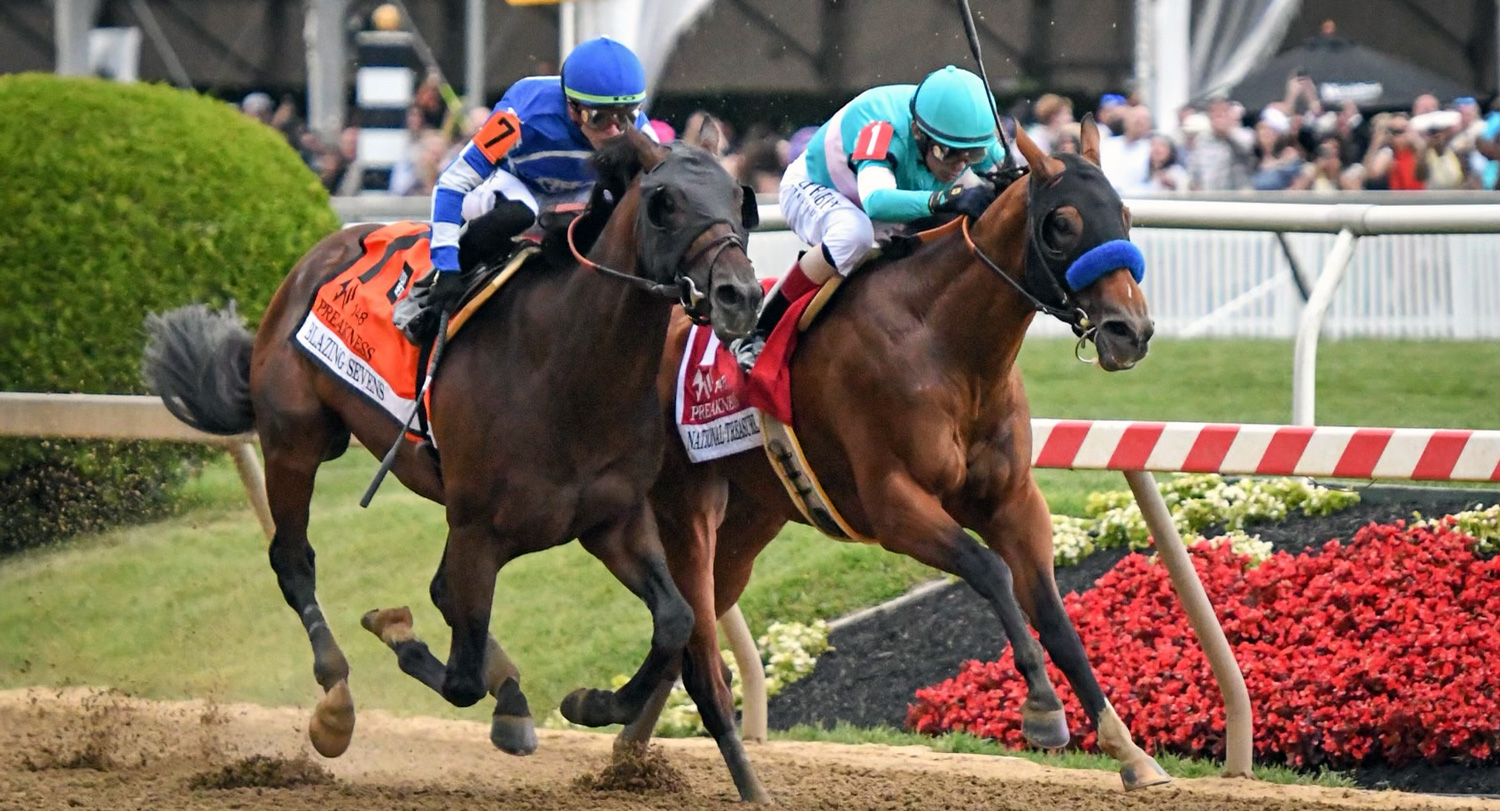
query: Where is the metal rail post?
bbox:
[1125,470,1254,778]
[719,604,767,742]
[1292,227,1359,426]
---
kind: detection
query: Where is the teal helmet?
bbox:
[910,65,997,149]
[561,37,647,106]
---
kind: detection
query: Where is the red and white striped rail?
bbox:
[1032,420,1500,482]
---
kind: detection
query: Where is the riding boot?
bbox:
[731,252,828,372]
[458,199,537,272]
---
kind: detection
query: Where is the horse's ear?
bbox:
[1080,113,1101,166]
[1012,123,1053,182]
[739,185,760,230]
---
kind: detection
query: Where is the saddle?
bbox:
[292,221,539,442]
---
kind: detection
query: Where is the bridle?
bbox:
[958,175,1096,349]
[566,208,745,326]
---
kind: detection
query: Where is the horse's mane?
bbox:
[540,136,648,267]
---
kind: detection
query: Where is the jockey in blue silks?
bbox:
[733,65,1006,369]
[396,36,657,344]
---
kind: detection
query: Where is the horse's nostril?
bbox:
[1101,318,1151,347]
[713,284,744,309]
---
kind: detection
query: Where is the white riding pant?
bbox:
[779,154,901,277]
[462,169,590,234]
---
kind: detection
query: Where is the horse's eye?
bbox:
[1044,211,1081,254]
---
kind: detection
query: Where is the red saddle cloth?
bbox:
[293,221,433,425]
[743,281,819,425]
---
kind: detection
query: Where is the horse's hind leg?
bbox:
[978,482,1169,790]
[562,501,694,729]
[261,411,356,758]
[362,552,538,756]
[863,473,1071,750]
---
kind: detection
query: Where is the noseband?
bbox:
[566,212,745,326]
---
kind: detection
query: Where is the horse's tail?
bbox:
[142,302,256,436]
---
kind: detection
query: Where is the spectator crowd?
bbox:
[238,67,1500,200]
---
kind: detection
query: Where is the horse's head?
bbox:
[589,129,762,342]
[1003,115,1153,371]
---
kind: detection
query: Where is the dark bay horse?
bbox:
[143,130,764,783]
[617,118,1170,796]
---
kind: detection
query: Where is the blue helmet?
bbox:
[561,37,647,106]
[910,65,997,149]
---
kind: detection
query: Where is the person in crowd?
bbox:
[1415,112,1467,190]
[735,126,790,195]
[1412,93,1441,117]
[1450,97,1488,187]
[1096,92,1128,136]
[1291,137,1355,191]
[1099,104,1153,195]
[1475,99,1500,190]
[1362,112,1424,190]
[1250,109,1305,191]
[733,64,1005,369]
[1053,124,1083,155]
[1026,92,1074,155]
[1187,97,1255,190]
[413,71,449,130]
[1145,134,1189,193]
[394,36,657,344]
[388,104,438,195]
[240,91,274,125]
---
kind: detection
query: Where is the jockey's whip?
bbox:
[359,310,450,508]
[954,0,1022,179]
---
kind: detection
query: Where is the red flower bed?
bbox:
[907,520,1500,769]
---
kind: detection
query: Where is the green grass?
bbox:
[0,338,1495,768]
[774,724,1355,788]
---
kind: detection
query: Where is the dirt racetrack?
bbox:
[1,689,1493,811]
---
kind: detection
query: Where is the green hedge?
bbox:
[0,74,341,553]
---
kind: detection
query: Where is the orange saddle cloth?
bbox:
[293,221,434,426]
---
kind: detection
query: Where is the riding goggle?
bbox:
[929,141,988,166]
[571,102,640,131]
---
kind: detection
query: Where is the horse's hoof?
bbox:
[360,606,414,644]
[490,713,538,756]
[560,687,619,728]
[1020,705,1071,750]
[1120,756,1172,791]
[308,679,355,758]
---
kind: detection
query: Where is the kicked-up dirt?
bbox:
[1,688,1493,811]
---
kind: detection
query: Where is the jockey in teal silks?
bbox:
[395,36,654,345]
[733,65,1006,369]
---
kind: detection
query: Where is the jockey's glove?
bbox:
[929,182,998,221]
[427,269,469,315]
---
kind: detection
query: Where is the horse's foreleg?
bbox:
[980,484,1170,791]
[264,442,355,758]
[867,475,1069,750]
[564,502,694,729]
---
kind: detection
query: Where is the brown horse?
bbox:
[142,130,764,782]
[612,118,1170,797]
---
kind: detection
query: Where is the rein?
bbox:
[566,212,745,324]
[959,214,1092,339]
